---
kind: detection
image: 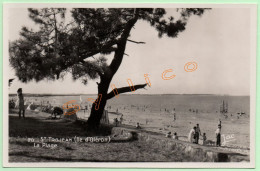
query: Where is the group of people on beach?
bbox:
[187,121,222,146]
[188,123,205,144]
[165,121,222,147]
[113,114,124,126]
[114,114,143,130]
[165,131,178,140]
[14,88,223,148]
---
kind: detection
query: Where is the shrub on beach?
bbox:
[9,100,15,109]
[27,104,38,110]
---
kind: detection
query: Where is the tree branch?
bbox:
[79,39,119,61]
[107,9,140,78]
[78,61,104,77]
[106,83,147,100]
[127,39,146,44]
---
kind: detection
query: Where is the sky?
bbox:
[6,7,252,95]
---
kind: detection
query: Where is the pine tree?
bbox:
[9,8,209,129]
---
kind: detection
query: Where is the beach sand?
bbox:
[9,94,250,155]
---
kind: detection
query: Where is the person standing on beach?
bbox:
[114,118,119,127]
[219,119,222,127]
[215,124,221,146]
[188,127,196,143]
[171,109,176,122]
[17,88,25,118]
[120,114,123,124]
[202,133,207,145]
[195,123,201,144]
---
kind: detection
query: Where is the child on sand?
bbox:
[165,132,171,138]
[172,132,178,140]
[136,122,141,129]
[17,88,25,118]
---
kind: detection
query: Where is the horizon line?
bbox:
[8,93,250,96]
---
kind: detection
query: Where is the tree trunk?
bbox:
[86,78,109,130]
[86,12,139,130]
[86,43,127,130]
[86,96,107,130]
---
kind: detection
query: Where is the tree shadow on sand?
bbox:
[9,114,111,138]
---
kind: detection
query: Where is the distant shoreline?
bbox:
[8,93,250,97]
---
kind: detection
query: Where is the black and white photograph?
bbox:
[3,3,256,168]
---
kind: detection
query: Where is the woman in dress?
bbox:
[17,88,25,118]
[188,126,196,143]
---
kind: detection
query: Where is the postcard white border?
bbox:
[2,3,257,168]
